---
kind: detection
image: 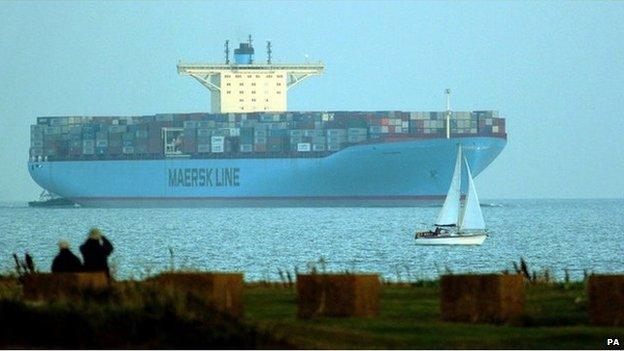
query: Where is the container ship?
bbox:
[28,37,507,207]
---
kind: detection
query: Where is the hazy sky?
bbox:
[1,1,623,201]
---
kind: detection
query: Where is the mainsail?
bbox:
[458,158,486,230]
[435,145,462,226]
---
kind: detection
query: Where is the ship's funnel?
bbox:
[234,42,254,64]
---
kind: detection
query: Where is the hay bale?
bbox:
[149,272,244,317]
[588,274,624,326]
[22,272,110,300]
[296,273,380,318]
[440,274,524,323]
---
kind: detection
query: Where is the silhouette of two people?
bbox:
[51,228,114,276]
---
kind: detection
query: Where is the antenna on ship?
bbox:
[248,35,253,64]
[445,88,451,139]
[266,40,272,64]
[225,40,230,64]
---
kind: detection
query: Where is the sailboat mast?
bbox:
[445,89,451,139]
[458,157,486,231]
[435,144,462,226]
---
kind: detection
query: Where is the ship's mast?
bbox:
[178,35,324,113]
[445,88,451,139]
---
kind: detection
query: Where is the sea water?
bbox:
[0,199,622,281]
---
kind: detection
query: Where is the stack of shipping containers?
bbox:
[30,110,505,161]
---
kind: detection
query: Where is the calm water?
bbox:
[0,199,622,281]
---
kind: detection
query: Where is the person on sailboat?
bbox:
[433,227,442,236]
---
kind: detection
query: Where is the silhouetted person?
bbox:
[80,228,114,276]
[434,227,442,236]
[51,240,83,273]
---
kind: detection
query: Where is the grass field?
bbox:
[244,282,623,349]
[1,276,622,349]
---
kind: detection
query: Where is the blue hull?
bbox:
[28,137,506,207]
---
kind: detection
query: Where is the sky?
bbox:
[0,0,623,201]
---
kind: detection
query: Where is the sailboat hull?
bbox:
[414,233,487,246]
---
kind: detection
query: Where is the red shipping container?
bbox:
[380,118,389,126]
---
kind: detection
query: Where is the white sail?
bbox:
[459,158,486,231]
[435,145,462,226]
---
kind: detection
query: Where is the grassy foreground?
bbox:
[245,282,623,349]
[1,278,622,349]
[0,279,290,349]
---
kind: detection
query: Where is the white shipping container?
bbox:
[297,143,311,152]
[122,146,134,154]
[402,121,409,128]
[486,118,493,126]
[211,144,224,153]
[240,144,253,152]
[229,128,240,137]
[381,126,389,133]
[492,126,499,133]
[395,126,403,133]
[96,140,108,147]
[211,136,225,144]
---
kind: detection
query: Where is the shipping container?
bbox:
[83,146,95,155]
[109,125,128,133]
[211,136,225,144]
[297,143,311,152]
[312,143,326,152]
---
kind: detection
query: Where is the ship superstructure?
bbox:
[177,36,324,113]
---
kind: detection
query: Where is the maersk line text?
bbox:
[168,168,240,187]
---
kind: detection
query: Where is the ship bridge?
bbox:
[177,36,324,113]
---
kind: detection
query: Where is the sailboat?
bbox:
[414,145,488,245]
